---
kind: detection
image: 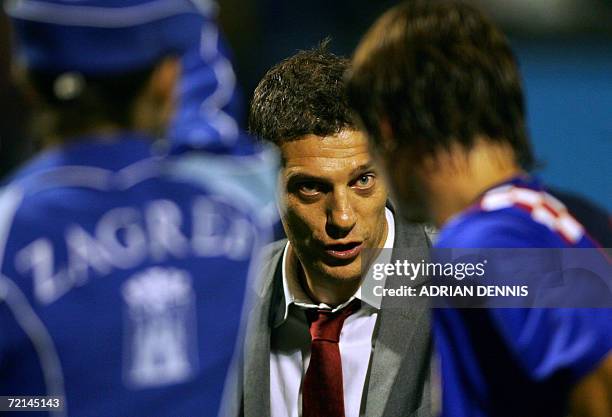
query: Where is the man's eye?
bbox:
[354,174,375,189]
[298,182,322,196]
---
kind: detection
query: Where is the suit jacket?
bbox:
[239,215,433,417]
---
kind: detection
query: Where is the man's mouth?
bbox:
[323,242,363,260]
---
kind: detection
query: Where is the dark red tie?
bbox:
[302,299,361,417]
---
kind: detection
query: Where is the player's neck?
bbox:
[44,123,125,147]
[425,140,523,227]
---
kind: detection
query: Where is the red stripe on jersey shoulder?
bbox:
[479,185,585,244]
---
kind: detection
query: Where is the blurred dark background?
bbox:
[1,0,611,211]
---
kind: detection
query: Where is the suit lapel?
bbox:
[242,242,286,417]
[364,219,433,417]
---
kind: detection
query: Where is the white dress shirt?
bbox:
[270,208,395,417]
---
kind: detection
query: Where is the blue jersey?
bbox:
[0,134,269,417]
[434,176,612,417]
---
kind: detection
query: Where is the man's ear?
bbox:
[275,164,288,216]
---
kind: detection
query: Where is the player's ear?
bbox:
[149,56,181,100]
[135,56,181,133]
[378,116,397,154]
[146,56,181,112]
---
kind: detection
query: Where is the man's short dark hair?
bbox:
[249,44,355,145]
[347,0,535,169]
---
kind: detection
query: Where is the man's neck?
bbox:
[424,141,524,227]
[298,264,361,308]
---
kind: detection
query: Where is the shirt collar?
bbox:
[274,207,395,327]
[443,174,542,229]
[474,174,542,205]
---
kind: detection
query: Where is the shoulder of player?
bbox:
[162,146,279,225]
[436,208,560,248]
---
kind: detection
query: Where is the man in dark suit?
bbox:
[238,46,433,417]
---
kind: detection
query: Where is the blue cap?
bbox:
[6,0,216,74]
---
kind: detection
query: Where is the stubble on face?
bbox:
[278,130,389,302]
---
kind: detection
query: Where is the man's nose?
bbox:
[326,189,356,237]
